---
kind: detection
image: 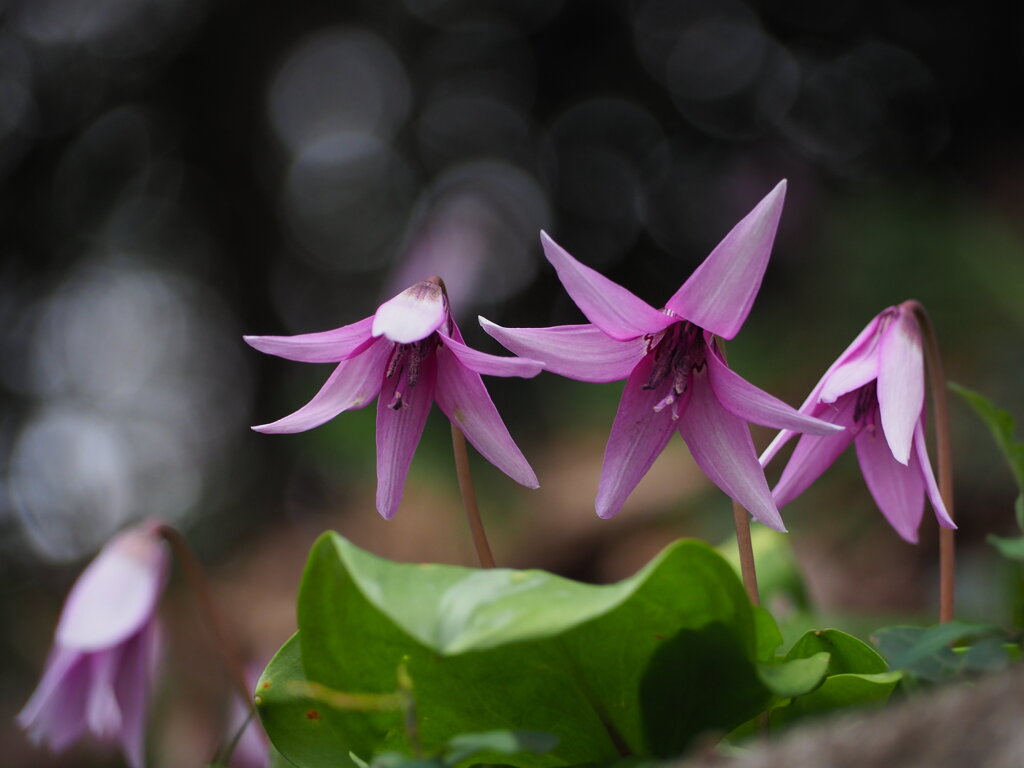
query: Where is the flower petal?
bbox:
[914,420,956,530]
[86,647,123,738]
[244,316,375,363]
[434,345,539,489]
[665,180,786,339]
[375,352,438,519]
[540,231,674,341]
[855,419,925,543]
[770,398,856,509]
[479,318,645,383]
[877,308,924,465]
[253,337,390,433]
[56,529,168,652]
[18,647,89,749]
[678,368,786,530]
[372,280,447,344]
[440,331,544,378]
[706,343,843,435]
[818,314,889,403]
[595,353,681,518]
[115,624,155,768]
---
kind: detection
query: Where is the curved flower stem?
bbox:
[904,300,956,623]
[155,525,254,712]
[451,424,497,568]
[715,337,760,605]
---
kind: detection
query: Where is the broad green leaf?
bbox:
[784,629,888,676]
[768,672,902,729]
[755,652,830,698]
[256,633,372,768]
[751,605,784,662]
[265,535,775,766]
[872,621,1003,682]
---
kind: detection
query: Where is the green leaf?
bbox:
[755,652,830,698]
[988,533,1024,561]
[768,672,902,729]
[784,629,888,676]
[262,535,776,766]
[872,621,1003,682]
[255,633,367,768]
[949,382,1024,491]
[751,605,784,663]
[444,730,559,765]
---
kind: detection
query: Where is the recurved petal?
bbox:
[434,345,539,489]
[253,337,391,433]
[706,344,844,435]
[665,180,786,340]
[877,308,924,465]
[678,369,786,530]
[914,420,956,530]
[372,280,447,344]
[855,420,924,543]
[375,352,438,519]
[244,316,375,362]
[86,648,122,738]
[56,529,168,652]
[595,353,678,518]
[440,331,544,378]
[479,318,645,383]
[540,231,674,341]
[770,398,856,508]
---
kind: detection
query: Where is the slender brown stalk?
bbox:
[904,300,956,623]
[450,423,497,568]
[155,525,254,711]
[732,501,761,605]
[715,337,760,604]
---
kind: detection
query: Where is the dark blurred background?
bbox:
[3,0,1024,764]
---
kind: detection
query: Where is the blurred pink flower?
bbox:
[482,181,840,527]
[246,278,543,519]
[18,523,168,768]
[760,304,956,542]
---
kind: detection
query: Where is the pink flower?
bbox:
[18,524,168,768]
[246,278,543,519]
[481,181,841,527]
[760,303,956,542]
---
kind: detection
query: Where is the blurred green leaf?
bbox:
[872,621,1003,682]
[755,652,830,698]
[784,629,888,676]
[444,730,559,765]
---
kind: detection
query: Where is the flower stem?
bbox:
[155,525,254,712]
[450,423,497,568]
[732,501,760,606]
[714,337,761,605]
[905,300,956,623]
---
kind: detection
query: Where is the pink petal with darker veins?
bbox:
[479,318,645,383]
[434,345,538,489]
[855,419,924,543]
[372,280,447,344]
[771,396,856,509]
[678,368,786,530]
[595,353,679,518]
[666,180,786,340]
[914,420,956,530]
[705,343,843,435]
[243,317,375,363]
[877,308,924,465]
[253,337,391,433]
[540,231,675,341]
[56,529,167,652]
[375,352,438,519]
[440,331,544,378]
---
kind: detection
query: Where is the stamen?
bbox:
[386,344,406,379]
